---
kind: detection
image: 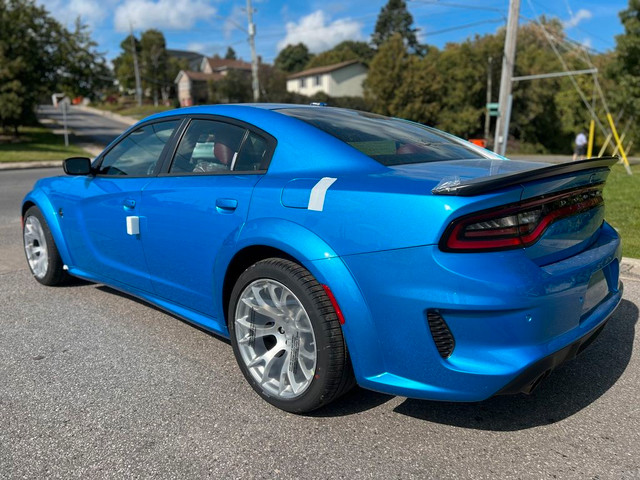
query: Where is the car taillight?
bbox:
[440,185,604,252]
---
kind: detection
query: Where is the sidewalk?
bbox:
[73,104,138,127]
[621,256,640,282]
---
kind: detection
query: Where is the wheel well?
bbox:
[22,201,35,218]
[222,246,297,324]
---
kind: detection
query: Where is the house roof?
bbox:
[286,60,364,80]
[204,57,253,72]
[167,49,205,62]
[176,70,223,83]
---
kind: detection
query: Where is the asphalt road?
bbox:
[1,169,639,479]
[37,105,131,150]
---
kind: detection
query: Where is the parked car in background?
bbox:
[22,104,622,412]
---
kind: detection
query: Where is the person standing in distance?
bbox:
[573,130,588,161]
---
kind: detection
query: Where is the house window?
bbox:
[300,78,306,88]
[314,75,321,86]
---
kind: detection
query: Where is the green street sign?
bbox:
[487,102,499,117]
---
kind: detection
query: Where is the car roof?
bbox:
[139,104,386,177]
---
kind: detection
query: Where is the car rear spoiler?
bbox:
[431,156,619,196]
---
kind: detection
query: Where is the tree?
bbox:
[140,29,169,106]
[113,35,141,91]
[365,34,413,116]
[0,0,108,134]
[371,0,424,55]
[225,47,237,60]
[274,43,313,73]
[610,0,640,147]
[216,70,252,103]
[58,18,112,98]
[305,41,375,69]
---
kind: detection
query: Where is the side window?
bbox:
[98,120,179,176]
[170,119,247,174]
[234,131,270,171]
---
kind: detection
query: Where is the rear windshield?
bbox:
[278,107,488,166]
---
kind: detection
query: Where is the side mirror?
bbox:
[63,157,92,175]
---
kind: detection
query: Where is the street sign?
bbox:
[487,102,500,117]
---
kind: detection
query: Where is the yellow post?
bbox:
[606,113,632,175]
[587,119,595,158]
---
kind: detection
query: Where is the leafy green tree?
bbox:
[365,34,410,116]
[113,35,141,91]
[217,70,252,103]
[225,47,237,60]
[274,43,313,73]
[0,0,108,134]
[610,0,640,148]
[372,0,424,55]
[140,29,169,106]
[305,41,375,68]
[58,18,112,98]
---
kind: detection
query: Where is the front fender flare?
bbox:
[22,191,72,267]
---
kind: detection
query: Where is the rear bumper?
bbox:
[337,222,622,401]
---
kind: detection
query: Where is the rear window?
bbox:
[277,107,488,166]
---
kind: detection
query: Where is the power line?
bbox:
[426,17,505,36]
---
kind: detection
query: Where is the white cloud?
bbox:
[562,9,592,29]
[114,0,216,33]
[37,0,112,28]
[185,42,225,55]
[277,10,363,53]
[581,37,592,49]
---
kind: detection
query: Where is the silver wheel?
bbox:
[235,279,317,399]
[24,216,49,279]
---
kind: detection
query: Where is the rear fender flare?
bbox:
[215,218,386,380]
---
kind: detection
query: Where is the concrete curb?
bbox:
[0,161,61,171]
[74,105,138,126]
[621,256,640,282]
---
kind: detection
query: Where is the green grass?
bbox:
[603,163,640,258]
[94,103,173,119]
[0,126,89,162]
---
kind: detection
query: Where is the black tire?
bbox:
[23,206,68,286]
[228,258,355,413]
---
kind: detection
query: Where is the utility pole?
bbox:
[484,56,493,147]
[246,0,260,102]
[129,23,143,107]
[493,0,520,155]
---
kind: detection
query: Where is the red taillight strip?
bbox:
[442,185,604,252]
[322,284,345,325]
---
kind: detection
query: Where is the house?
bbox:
[286,60,368,98]
[176,57,254,107]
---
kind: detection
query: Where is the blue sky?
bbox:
[37,0,629,64]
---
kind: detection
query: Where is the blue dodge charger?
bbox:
[22,104,622,412]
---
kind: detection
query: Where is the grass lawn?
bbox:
[0,126,90,163]
[94,103,174,119]
[603,163,640,258]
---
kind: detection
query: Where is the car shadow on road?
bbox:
[392,299,638,431]
[95,285,231,345]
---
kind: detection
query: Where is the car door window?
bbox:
[170,119,270,174]
[98,120,180,176]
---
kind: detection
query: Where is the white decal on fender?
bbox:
[308,177,337,212]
